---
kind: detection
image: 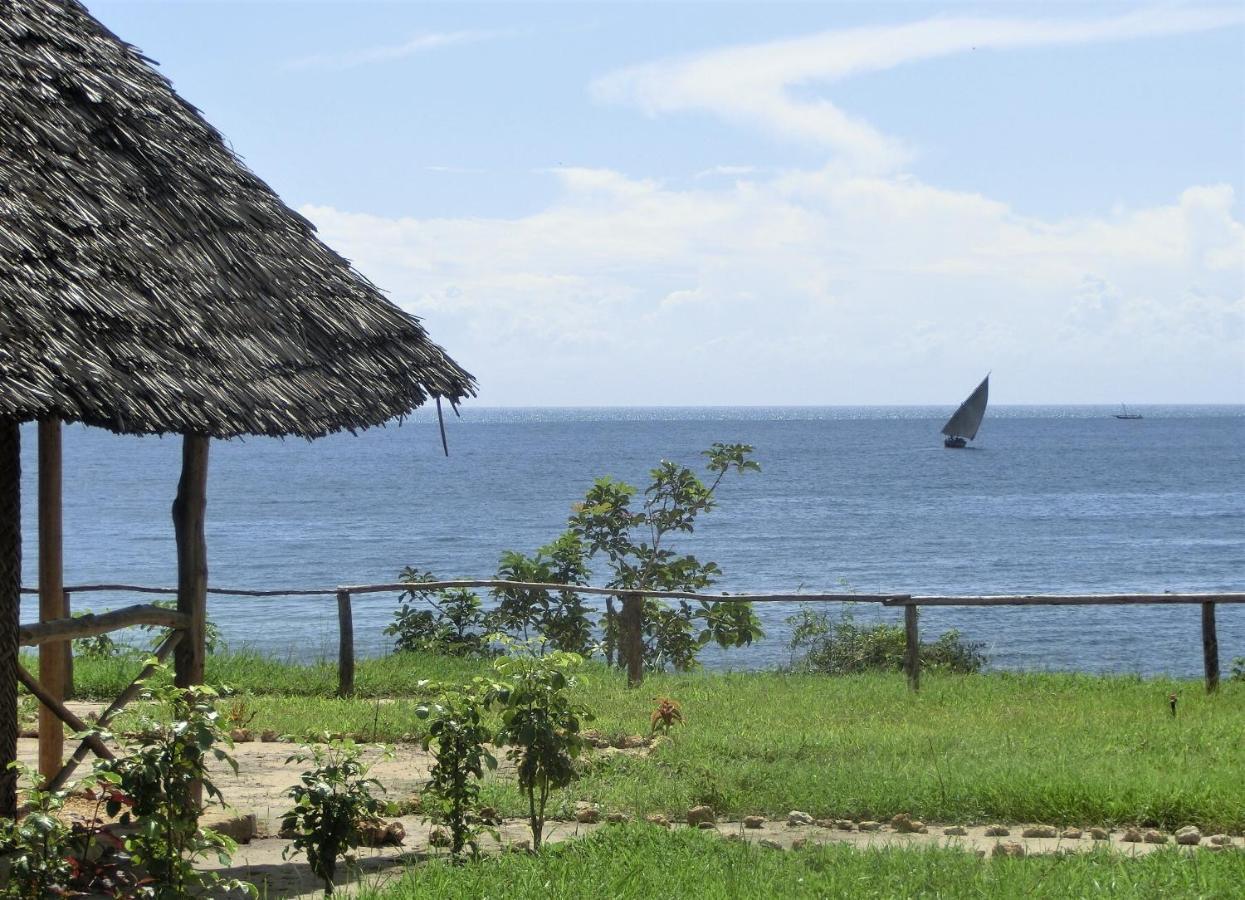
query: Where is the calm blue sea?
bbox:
[16,406,1245,676]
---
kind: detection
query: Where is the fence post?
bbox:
[337,589,355,698]
[620,593,644,687]
[1202,601,1219,693]
[903,604,920,692]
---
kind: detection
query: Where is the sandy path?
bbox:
[15,726,1239,898]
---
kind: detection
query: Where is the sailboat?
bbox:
[942,374,989,448]
[1114,403,1142,420]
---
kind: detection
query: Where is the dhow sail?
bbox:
[941,375,989,440]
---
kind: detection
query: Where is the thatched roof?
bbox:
[0,0,474,438]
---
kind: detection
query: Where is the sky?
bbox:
[86,1,1245,405]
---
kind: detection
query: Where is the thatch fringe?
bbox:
[0,0,475,438]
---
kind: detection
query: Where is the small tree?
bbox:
[416,681,498,859]
[569,442,763,672]
[490,644,591,850]
[281,738,389,896]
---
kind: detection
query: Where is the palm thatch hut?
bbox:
[0,0,475,813]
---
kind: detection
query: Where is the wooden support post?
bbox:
[38,418,65,782]
[172,435,209,690]
[1202,601,1219,693]
[62,589,73,700]
[0,421,20,817]
[337,589,354,698]
[903,604,921,692]
[620,593,644,687]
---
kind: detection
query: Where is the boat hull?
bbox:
[944,436,968,448]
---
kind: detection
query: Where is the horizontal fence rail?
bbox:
[19,582,1244,695]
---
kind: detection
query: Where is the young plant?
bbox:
[490,644,592,850]
[0,763,82,899]
[415,681,498,859]
[281,737,389,895]
[568,442,764,671]
[93,671,253,898]
[649,698,683,736]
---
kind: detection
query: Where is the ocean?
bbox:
[15,406,1245,676]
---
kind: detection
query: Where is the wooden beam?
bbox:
[0,421,19,817]
[172,435,209,690]
[45,630,182,794]
[20,604,189,646]
[1202,602,1219,693]
[885,594,1245,607]
[336,589,354,698]
[15,664,113,763]
[38,419,65,781]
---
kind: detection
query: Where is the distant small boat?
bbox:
[942,374,989,448]
[1114,404,1142,420]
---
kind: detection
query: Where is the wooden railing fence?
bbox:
[14,580,1243,791]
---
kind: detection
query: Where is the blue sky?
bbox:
[88,1,1244,405]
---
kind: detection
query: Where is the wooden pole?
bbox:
[37,419,65,781]
[620,593,644,687]
[903,605,920,692]
[1202,601,1219,693]
[336,589,354,698]
[62,589,73,699]
[172,435,209,690]
[0,421,20,817]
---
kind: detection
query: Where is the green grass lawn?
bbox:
[44,651,1245,831]
[357,825,1245,900]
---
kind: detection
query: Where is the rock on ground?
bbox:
[687,805,716,826]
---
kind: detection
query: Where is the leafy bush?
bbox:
[416,683,497,859]
[1231,657,1245,682]
[0,763,81,898]
[493,533,594,656]
[282,738,390,895]
[386,569,493,657]
[787,607,986,675]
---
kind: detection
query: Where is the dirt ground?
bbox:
[15,709,1240,899]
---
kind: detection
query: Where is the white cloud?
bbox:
[286,30,501,71]
[591,8,1245,170]
[303,169,1244,405]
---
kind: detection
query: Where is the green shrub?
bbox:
[416,683,497,859]
[93,673,253,898]
[282,738,390,895]
[386,569,493,657]
[787,607,986,675]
